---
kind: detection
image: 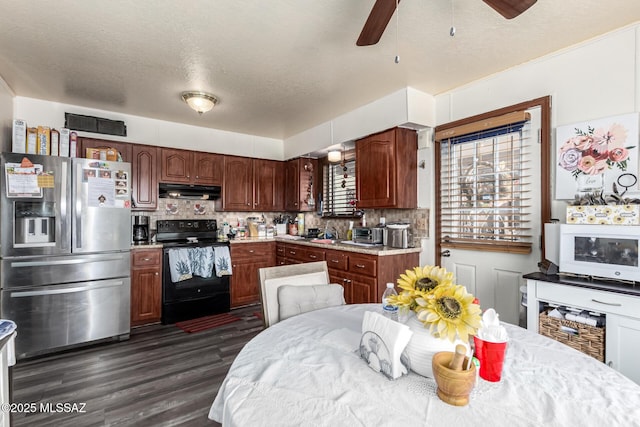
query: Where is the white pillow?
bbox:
[262,271,329,327]
[278,284,345,321]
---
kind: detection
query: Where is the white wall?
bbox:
[423,23,640,263]
[0,77,14,152]
[13,97,284,160]
[283,87,436,159]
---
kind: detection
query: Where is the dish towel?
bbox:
[190,246,215,278]
[213,246,233,277]
[361,311,413,379]
[168,248,193,283]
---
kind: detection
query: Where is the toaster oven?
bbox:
[353,227,383,244]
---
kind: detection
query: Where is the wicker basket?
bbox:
[538,309,605,362]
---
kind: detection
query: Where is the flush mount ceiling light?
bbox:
[181,91,218,115]
[327,150,342,163]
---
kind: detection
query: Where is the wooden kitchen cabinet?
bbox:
[230,242,276,307]
[326,249,352,303]
[356,127,417,209]
[254,159,284,211]
[277,241,418,305]
[78,137,155,210]
[284,158,318,212]
[131,144,158,210]
[222,156,283,211]
[131,248,162,326]
[159,148,223,186]
[78,137,132,162]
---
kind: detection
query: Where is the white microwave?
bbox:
[559,224,640,282]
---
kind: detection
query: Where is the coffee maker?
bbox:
[132,215,150,243]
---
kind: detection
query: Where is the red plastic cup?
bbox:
[473,336,508,382]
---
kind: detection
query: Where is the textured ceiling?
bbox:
[0,1,639,140]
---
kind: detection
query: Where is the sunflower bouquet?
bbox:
[386,265,482,343]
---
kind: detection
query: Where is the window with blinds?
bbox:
[322,160,357,217]
[438,112,533,253]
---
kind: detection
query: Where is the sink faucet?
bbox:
[324,222,339,240]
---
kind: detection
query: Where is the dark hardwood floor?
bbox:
[11,305,263,427]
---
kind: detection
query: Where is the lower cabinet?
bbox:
[527,279,640,385]
[231,242,276,307]
[278,242,419,305]
[606,314,640,385]
[131,248,162,327]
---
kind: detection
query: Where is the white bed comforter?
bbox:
[210,304,640,427]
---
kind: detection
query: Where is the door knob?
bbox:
[441,250,451,257]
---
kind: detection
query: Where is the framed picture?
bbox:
[555,112,639,200]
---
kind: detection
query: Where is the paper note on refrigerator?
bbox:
[87,176,115,207]
[4,162,43,197]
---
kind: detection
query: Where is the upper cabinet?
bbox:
[78,137,156,211]
[356,127,417,209]
[131,145,158,210]
[78,137,132,162]
[221,156,284,212]
[159,148,223,186]
[284,158,318,212]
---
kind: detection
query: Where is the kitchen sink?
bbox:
[339,241,383,247]
[310,238,336,244]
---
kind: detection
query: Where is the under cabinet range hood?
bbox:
[158,183,221,200]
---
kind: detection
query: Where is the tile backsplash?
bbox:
[136,198,428,244]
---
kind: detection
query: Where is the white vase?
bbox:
[404,314,468,378]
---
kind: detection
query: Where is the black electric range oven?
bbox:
[156,219,230,324]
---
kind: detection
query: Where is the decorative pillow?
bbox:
[277,284,345,321]
[262,271,329,327]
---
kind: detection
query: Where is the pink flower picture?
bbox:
[555,113,639,199]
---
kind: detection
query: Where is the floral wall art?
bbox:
[555,112,639,200]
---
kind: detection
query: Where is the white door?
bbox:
[440,107,542,325]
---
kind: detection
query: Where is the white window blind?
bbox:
[322,160,357,217]
[438,113,533,253]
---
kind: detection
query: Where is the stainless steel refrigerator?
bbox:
[0,153,132,359]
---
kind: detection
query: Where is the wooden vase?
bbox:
[432,351,476,406]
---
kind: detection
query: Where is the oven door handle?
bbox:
[10,279,126,298]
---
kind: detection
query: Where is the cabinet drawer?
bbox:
[132,249,161,267]
[536,281,640,318]
[231,242,272,261]
[276,244,286,258]
[326,249,348,271]
[299,247,325,263]
[348,255,377,277]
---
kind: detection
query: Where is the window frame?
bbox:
[319,150,359,218]
[434,97,552,257]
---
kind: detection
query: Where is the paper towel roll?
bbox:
[544,223,561,265]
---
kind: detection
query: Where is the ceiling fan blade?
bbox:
[356,0,401,46]
[482,0,537,19]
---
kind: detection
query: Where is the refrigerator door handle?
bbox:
[10,255,125,268]
[75,162,82,249]
[60,159,68,250]
[9,279,125,298]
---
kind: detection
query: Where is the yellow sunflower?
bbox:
[415,284,482,343]
[397,265,454,293]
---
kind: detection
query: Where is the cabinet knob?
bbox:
[330,259,339,263]
[289,251,296,255]
[249,250,255,253]
[196,176,199,179]
[143,258,151,261]
[155,272,159,276]
[309,254,317,259]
